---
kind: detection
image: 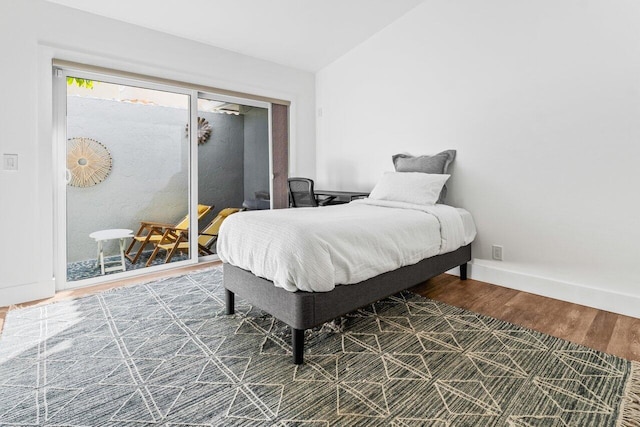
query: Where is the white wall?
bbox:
[316,0,640,317]
[0,0,315,305]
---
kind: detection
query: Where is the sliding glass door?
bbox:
[56,70,196,286]
[54,67,275,289]
[196,95,271,260]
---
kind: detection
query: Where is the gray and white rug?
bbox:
[0,267,638,426]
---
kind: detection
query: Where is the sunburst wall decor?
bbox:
[66,137,113,187]
[186,117,213,145]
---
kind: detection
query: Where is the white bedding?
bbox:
[217,199,476,293]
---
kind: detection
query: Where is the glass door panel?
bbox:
[196,97,270,257]
[65,77,192,282]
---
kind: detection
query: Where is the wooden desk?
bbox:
[314,190,370,205]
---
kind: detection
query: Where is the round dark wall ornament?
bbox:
[186,117,213,145]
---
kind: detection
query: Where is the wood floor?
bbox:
[412,274,640,362]
[1,267,639,362]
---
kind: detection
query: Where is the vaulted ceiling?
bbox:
[44,0,424,72]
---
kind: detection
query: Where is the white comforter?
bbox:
[217,199,475,292]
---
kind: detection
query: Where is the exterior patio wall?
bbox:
[198,112,247,221]
[243,108,270,201]
[67,96,244,263]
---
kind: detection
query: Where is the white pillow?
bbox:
[368,172,450,206]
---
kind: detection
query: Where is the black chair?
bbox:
[242,191,271,210]
[287,177,335,207]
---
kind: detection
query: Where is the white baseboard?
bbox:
[448,263,640,319]
[0,281,55,307]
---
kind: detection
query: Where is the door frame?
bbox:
[52,64,286,290]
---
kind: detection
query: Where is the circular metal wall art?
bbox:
[186,117,213,145]
[66,137,113,187]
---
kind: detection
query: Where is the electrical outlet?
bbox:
[3,154,18,171]
[492,245,503,261]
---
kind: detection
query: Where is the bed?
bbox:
[218,195,476,364]
[219,166,475,363]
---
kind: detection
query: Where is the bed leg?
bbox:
[292,327,304,365]
[460,263,468,281]
[225,289,235,315]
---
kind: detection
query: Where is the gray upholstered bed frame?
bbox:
[224,244,471,364]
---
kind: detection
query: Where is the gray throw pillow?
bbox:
[392,149,456,203]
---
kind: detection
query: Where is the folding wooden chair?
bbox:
[124,204,212,265]
[147,208,241,265]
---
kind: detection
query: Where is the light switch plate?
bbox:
[3,154,18,171]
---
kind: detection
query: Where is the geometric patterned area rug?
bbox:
[1,267,638,426]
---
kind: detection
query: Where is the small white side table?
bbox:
[89,229,134,275]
